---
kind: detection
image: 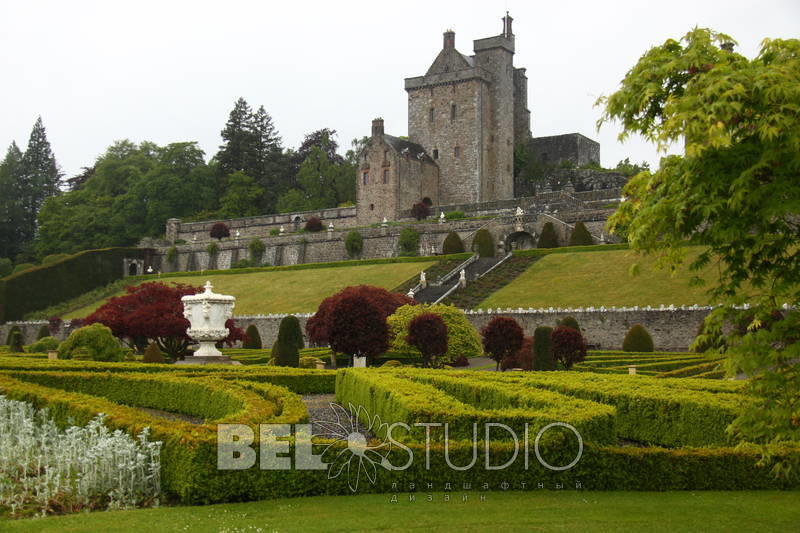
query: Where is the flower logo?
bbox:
[314,403,392,493]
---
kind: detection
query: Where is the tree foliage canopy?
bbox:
[598,28,800,468]
[481,316,524,370]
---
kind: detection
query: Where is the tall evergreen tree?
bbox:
[216,97,255,181]
[249,105,289,211]
[0,142,25,259]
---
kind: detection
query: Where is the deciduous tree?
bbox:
[481,316,524,371]
[406,313,448,368]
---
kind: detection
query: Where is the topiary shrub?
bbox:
[537,222,559,248]
[482,316,524,371]
[551,326,587,369]
[5,325,22,346]
[248,239,266,264]
[9,331,25,353]
[272,315,304,367]
[243,324,262,349]
[559,316,581,332]
[569,221,594,246]
[411,202,430,221]
[398,228,420,256]
[388,303,482,364]
[57,323,124,362]
[166,246,178,265]
[0,257,12,278]
[381,359,404,368]
[472,229,495,257]
[622,324,654,352]
[231,259,256,269]
[533,326,556,371]
[345,231,364,258]
[442,232,465,254]
[206,242,219,257]
[304,217,323,232]
[445,211,466,221]
[210,222,230,240]
[36,324,50,340]
[142,342,165,364]
[28,336,60,353]
[12,263,35,274]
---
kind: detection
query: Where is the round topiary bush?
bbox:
[382,359,404,368]
[533,326,556,371]
[442,232,465,254]
[272,315,304,367]
[36,324,50,340]
[398,228,420,256]
[537,222,559,248]
[243,324,262,349]
[28,336,60,353]
[622,324,654,352]
[569,221,594,246]
[345,231,364,258]
[57,324,124,362]
[142,342,165,364]
[387,303,482,364]
[304,217,323,232]
[559,316,581,332]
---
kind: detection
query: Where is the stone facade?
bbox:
[2,306,711,354]
[529,133,600,168]
[356,119,439,225]
[515,168,628,197]
[403,15,524,205]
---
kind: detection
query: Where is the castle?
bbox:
[357,13,606,225]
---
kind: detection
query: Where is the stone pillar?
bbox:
[166,218,181,244]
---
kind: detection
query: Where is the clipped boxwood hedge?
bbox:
[0,247,152,322]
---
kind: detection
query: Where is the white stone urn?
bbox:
[182,281,236,357]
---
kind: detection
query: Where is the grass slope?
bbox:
[64,262,434,318]
[5,491,799,532]
[481,247,719,309]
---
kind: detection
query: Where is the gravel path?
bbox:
[138,407,205,424]
[302,394,375,439]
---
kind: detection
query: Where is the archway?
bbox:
[128,262,139,276]
[506,231,536,251]
[293,216,302,231]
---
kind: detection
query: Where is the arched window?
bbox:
[362,171,369,185]
[383,169,389,184]
[433,149,439,159]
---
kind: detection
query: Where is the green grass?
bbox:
[480,247,720,309]
[4,491,798,532]
[63,262,434,318]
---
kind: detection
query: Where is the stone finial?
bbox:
[502,12,513,39]
[420,271,427,288]
[407,289,415,298]
[279,225,285,234]
[515,206,524,216]
[459,269,467,288]
[439,211,445,224]
[328,222,334,232]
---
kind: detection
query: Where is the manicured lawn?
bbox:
[63,262,433,318]
[480,247,719,309]
[5,491,799,532]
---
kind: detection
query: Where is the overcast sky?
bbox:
[1,0,798,180]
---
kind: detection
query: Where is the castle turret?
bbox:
[371,117,384,138]
[443,30,455,49]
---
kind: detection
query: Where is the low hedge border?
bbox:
[657,360,726,379]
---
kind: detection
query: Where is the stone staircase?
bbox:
[410,254,507,304]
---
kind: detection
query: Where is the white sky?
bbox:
[1,0,798,180]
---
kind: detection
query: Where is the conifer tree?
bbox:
[0,142,26,259]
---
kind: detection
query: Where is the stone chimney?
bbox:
[371,118,384,138]
[502,12,513,39]
[443,30,455,49]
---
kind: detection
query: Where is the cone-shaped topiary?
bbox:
[569,221,594,246]
[143,342,164,364]
[36,324,50,340]
[472,229,495,257]
[559,316,580,332]
[272,315,304,367]
[5,325,21,346]
[9,331,25,353]
[345,231,364,258]
[537,222,559,248]
[622,324,654,352]
[442,232,465,254]
[533,326,556,370]
[243,324,262,349]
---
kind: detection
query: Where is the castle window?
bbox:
[450,104,456,120]
[429,107,434,122]
[383,169,389,184]
[454,146,460,158]
[362,171,369,185]
[384,150,388,160]
[370,204,375,211]
[433,149,439,159]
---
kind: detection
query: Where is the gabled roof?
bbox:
[384,135,435,164]
[425,47,473,76]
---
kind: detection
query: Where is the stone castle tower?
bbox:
[404,13,531,205]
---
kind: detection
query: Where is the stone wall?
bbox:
[529,133,600,167]
[1,306,711,354]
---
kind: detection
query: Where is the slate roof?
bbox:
[384,135,435,164]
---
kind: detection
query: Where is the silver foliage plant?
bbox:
[0,396,161,517]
